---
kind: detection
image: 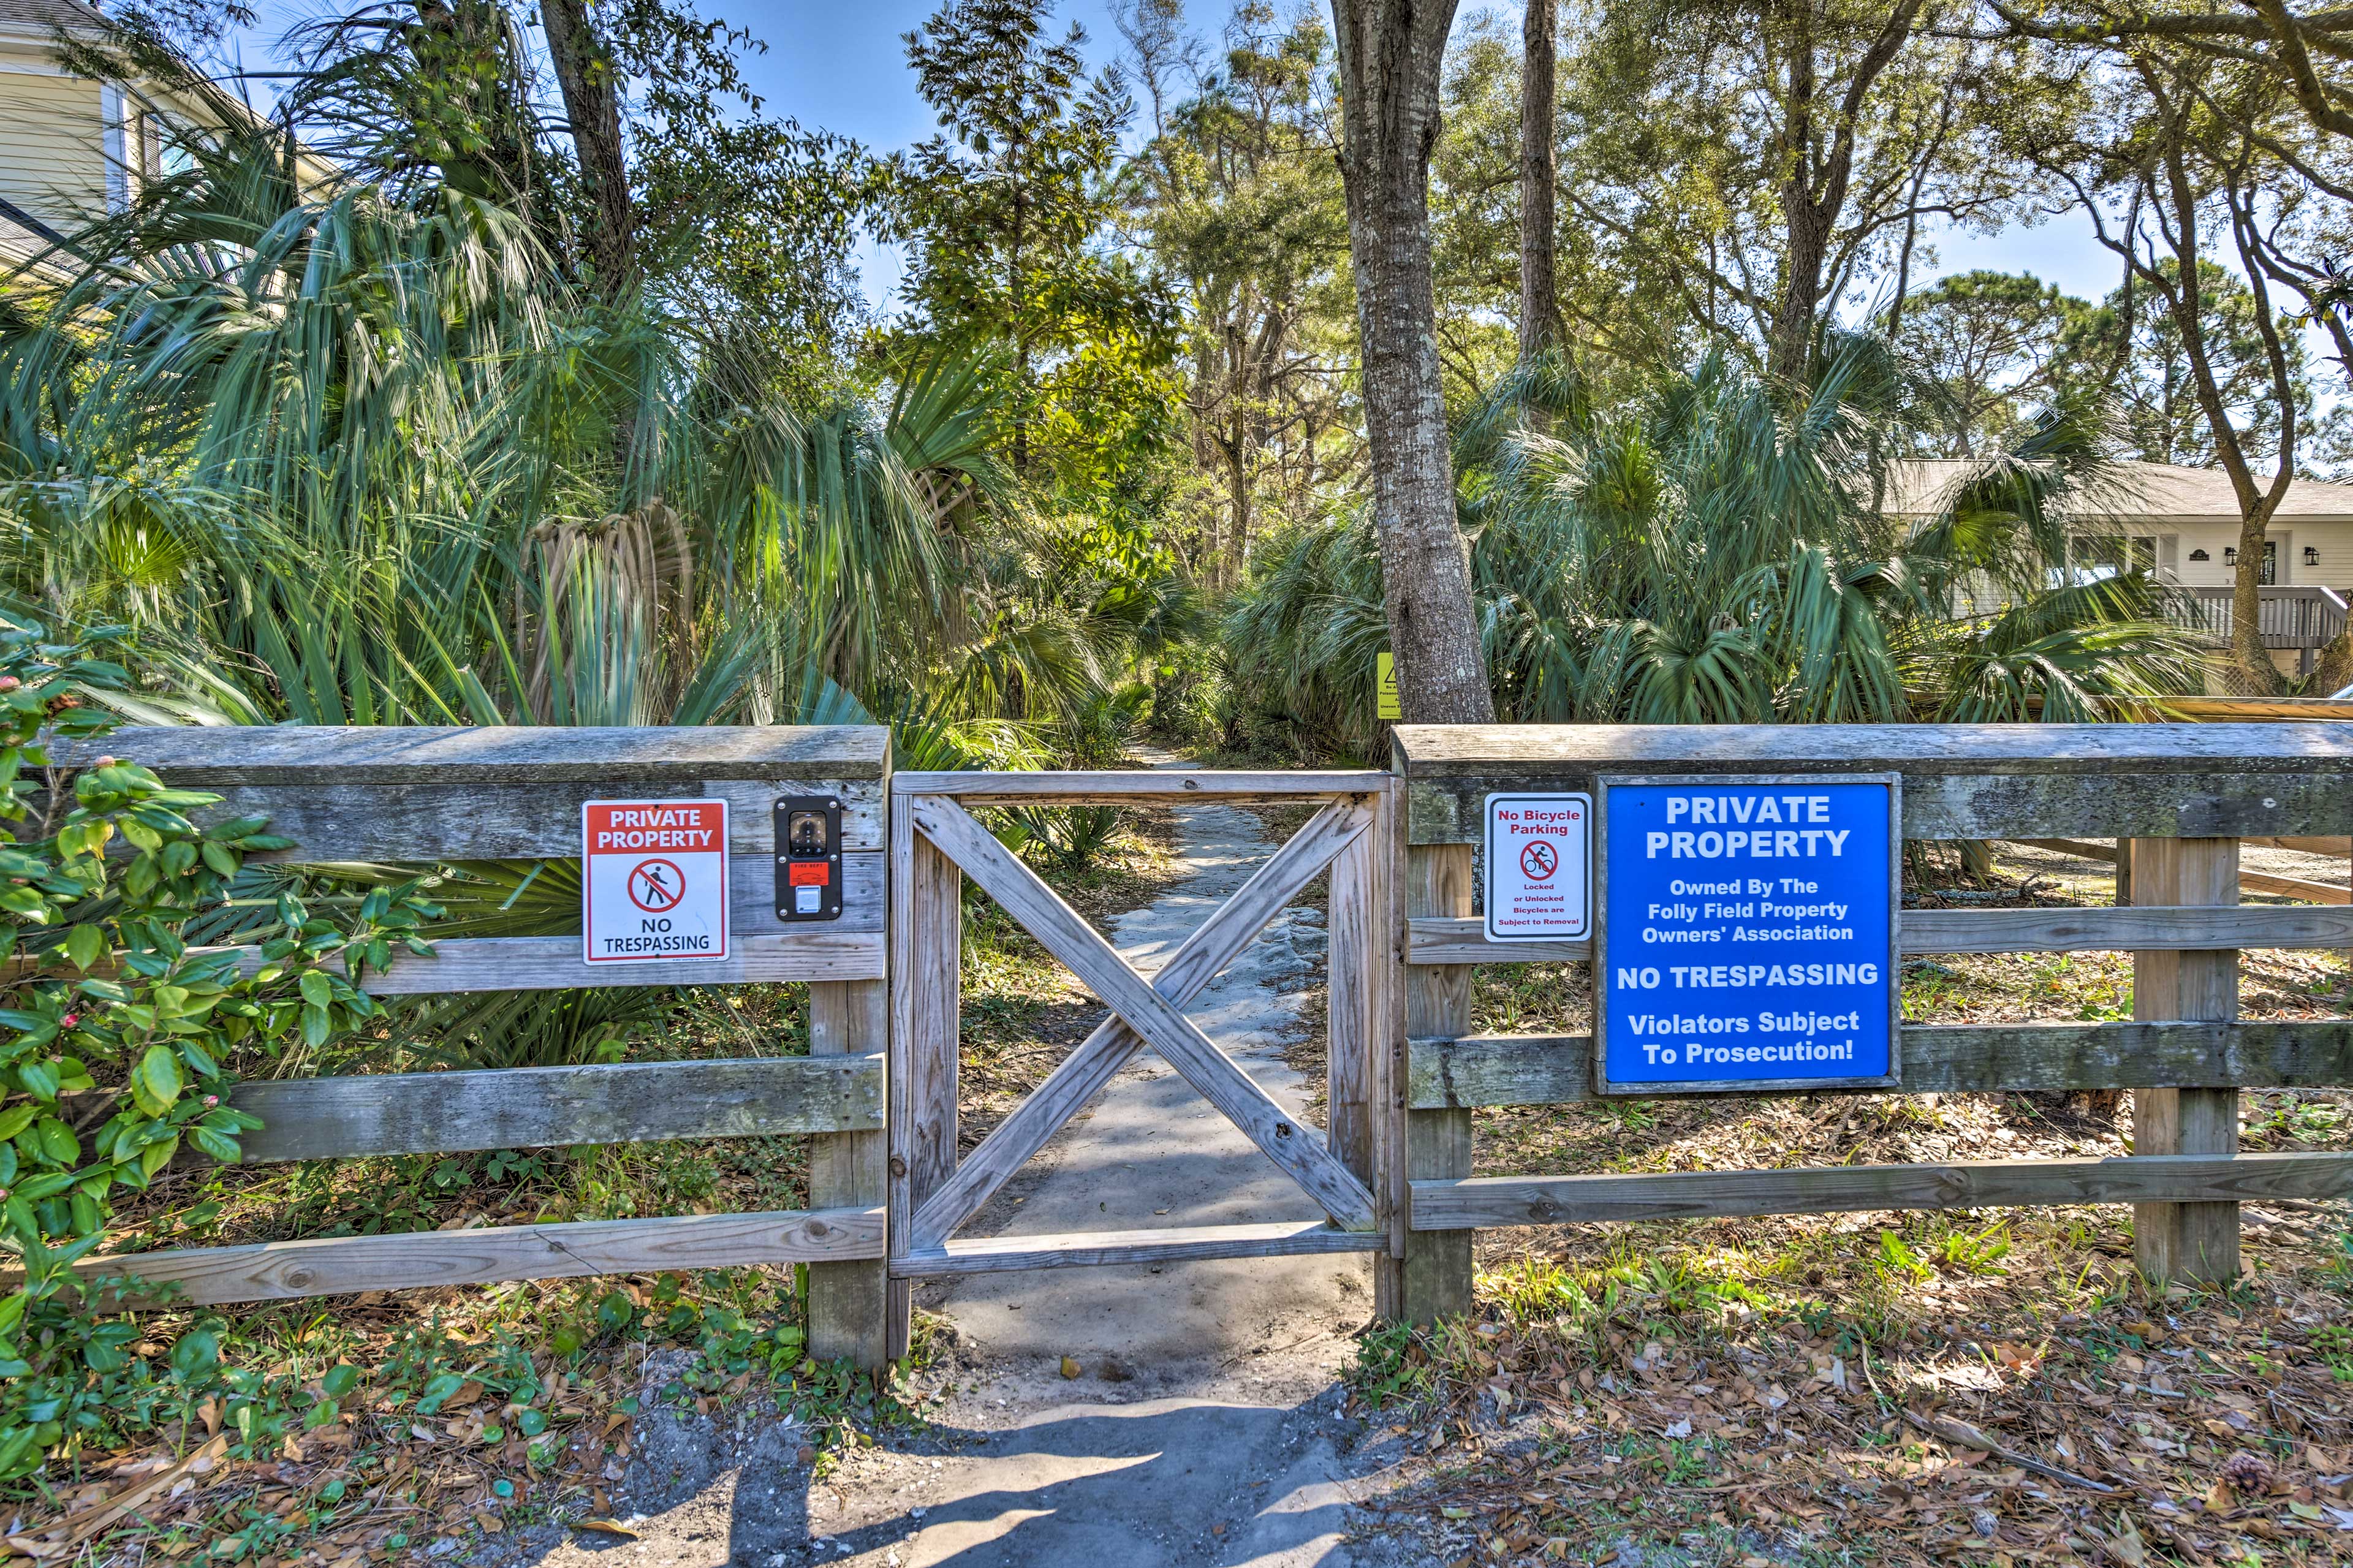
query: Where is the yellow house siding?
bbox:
[0,61,106,225]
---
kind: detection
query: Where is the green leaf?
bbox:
[415,1371,464,1415]
[298,971,332,1008]
[138,1134,178,1178]
[320,1363,361,1398]
[15,1062,58,1102]
[132,1043,184,1117]
[35,1118,77,1165]
[61,924,104,972]
[0,1106,34,1143]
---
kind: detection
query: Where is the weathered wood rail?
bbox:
[44,727,893,1366]
[1390,722,2353,1320]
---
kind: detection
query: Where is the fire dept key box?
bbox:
[774,796,844,921]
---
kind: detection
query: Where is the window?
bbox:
[2064,532,2169,585]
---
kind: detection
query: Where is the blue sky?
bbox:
[232,0,2123,312]
[721,0,2129,312]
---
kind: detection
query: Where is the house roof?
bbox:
[1882,459,2353,523]
[0,0,108,34]
[0,0,109,34]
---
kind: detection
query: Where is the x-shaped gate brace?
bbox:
[887,773,1393,1280]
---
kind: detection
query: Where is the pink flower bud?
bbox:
[93,756,116,768]
[58,1014,77,1028]
[202,1094,218,1107]
[0,677,18,692]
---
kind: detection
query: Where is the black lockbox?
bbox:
[774,797,843,921]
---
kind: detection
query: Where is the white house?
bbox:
[1885,459,2353,675]
[0,0,251,275]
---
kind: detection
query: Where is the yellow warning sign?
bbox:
[1376,650,1401,719]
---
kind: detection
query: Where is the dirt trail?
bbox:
[514,757,1398,1568]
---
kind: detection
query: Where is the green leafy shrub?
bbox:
[0,616,438,1478]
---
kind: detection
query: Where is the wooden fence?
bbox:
[32,719,2353,1363]
[47,727,893,1369]
[1391,722,2353,1320]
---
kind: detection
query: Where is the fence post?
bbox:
[1329,786,1398,1309]
[806,979,887,1369]
[887,816,962,1362]
[1398,842,1475,1324]
[2131,836,2241,1285]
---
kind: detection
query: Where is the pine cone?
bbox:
[2220,1450,2275,1493]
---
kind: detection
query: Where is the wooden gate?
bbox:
[883,771,1399,1357]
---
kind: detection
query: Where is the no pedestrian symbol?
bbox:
[583,800,729,963]
[627,859,687,913]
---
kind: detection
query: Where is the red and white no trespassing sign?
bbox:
[583,800,729,963]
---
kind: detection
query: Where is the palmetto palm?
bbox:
[0,72,1063,1067]
[1227,340,2205,749]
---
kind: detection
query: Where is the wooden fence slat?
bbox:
[891,1221,1385,1278]
[2132,838,2243,1285]
[1398,844,1475,1325]
[806,981,888,1369]
[195,1056,885,1162]
[2238,836,2352,858]
[892,769,1387,801]
[1901,904,2353,949]
[886,808,961,1362]
[1408,905,2353,963]
[1408,1153,2353,1230]
[1406,773,2353,847]
[350,931,887,991]
[1404,1020,2353,1109]
[1324,786,1388,1235]
[2016,839,2349,905]
[1412,773,2353,846]
[53,725,889,784]
[13,865,889,996]
[69,1206,885,1306]
[98,778,887,863]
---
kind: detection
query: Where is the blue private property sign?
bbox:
[1595,774,1901,1094]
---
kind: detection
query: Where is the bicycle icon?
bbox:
[1519,840,1558,881]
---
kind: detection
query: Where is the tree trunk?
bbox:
[2144,116,2292,694]
[1763,0,1921,382]
[1517,0,1564,362]
[1332,0,1495,725]
[540,0,635,298]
